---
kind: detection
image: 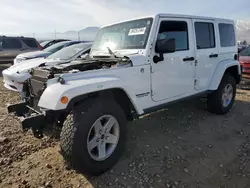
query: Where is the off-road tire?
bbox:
[207,74,236,114]
[60,97,127,176]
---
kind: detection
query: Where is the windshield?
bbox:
[240,47,250,56]
[91,18,153,53]
[47,43,90,60]
[44,41,69,53]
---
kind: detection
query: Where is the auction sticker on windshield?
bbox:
[128,27,146,36]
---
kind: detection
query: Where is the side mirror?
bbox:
[154,38,176,63]
[156,38,176,54]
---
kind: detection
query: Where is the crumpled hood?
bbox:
[17,51,51,59]
[8,58,64,73]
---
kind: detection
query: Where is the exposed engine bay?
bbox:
[35,56,132,76]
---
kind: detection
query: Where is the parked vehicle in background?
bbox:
[7,14,241,176]
[2,42,92,94]
[14,40,88,64]
[0,36,42,63]
[238,44,249,53]
[40,39,70,49]
[239,46,250,82]
[39,40,50,48]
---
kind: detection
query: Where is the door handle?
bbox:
[209,54,218,58]
[183,57,195,61]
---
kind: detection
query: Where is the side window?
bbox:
[195,22,215,49]
[157,21,189,51]
[219,23,235,47]
[2,38,22,49]
[21,38,38,48]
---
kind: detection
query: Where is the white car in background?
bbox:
[2,42,92,95]
[13,41,84,65]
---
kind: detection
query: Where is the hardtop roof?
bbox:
[101,13,234,28]
[156,13,234,22]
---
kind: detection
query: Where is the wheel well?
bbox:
[68,88,137,121]
[225,66,241,84]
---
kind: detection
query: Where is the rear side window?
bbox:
[2,38,22,49]
[157,21,189,51]
[195,22,215,49]
[21,38,38,48]
[219,23,235,47]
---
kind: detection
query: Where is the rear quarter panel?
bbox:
[208,59,241,90]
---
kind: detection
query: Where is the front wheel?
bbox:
[60,97,127,175]
[207,74,236,114]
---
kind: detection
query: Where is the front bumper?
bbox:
[7,101,65,138]
[2,69,30,92]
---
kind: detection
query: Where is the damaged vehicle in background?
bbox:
[239,46,250,85]
[7,14,241,176]
[14,40,88,64]
[2,42,92,95]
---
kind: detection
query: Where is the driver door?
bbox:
[151,18,196,102]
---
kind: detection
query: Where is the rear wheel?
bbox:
[207,74,236,114]
[60,97,127,175]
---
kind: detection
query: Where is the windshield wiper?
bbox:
[107,47,118,58]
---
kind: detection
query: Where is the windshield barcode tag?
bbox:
[128,27,146,36]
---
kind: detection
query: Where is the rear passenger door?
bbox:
[192,20,219,90]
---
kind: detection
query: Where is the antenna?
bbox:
[78,32,80,41]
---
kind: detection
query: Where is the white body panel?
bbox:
[39,64,151,115]
[208,59,241,90]
[2,58,64,92]
[192,19,219,90]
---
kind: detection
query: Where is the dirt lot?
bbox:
[0,69,250,188]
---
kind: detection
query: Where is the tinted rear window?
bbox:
[2,38,22,49]
[21,38,38,48]
[219,23,236,47]
[195,22,215,49]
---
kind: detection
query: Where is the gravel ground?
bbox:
[0,68,250,188]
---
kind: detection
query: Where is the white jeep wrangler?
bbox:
[7,13,241,175]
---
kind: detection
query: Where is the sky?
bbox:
[0,0,249,35]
